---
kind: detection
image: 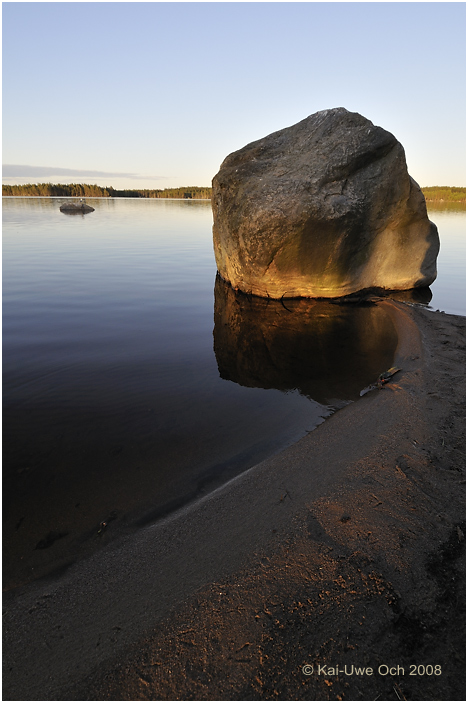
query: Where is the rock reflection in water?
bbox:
[214,275,402,405]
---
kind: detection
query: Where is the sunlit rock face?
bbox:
[213,276,398,404]
[212,108,439,298]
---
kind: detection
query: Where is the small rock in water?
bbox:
[60,202,95,214]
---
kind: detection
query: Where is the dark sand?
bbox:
[3,301,465,701]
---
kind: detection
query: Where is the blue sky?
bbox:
[2,1,466,189]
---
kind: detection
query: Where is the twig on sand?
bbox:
[393,682,406,700]
[236,642,252,653]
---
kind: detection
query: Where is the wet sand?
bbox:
[3,301,465,701]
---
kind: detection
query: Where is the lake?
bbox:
[425,202,466,316]
[2,197,465,589]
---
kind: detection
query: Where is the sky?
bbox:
[2,1,466,190]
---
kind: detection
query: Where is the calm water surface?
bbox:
[426,203,466,316]
[3,197,464,588]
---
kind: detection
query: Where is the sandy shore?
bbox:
[3,301,465,701]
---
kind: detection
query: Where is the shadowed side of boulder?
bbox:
[212,108,439,299]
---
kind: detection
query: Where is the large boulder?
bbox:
[212,108,439,298]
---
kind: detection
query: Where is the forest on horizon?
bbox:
[421,186,465,202]
[2,183,466,202]
[1,183,211,199]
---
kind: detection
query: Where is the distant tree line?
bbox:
[2,183,212,199]
[106,186,212,199]
[4,182,464,203]
[422,186,465,202]
[2,183,112,197]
